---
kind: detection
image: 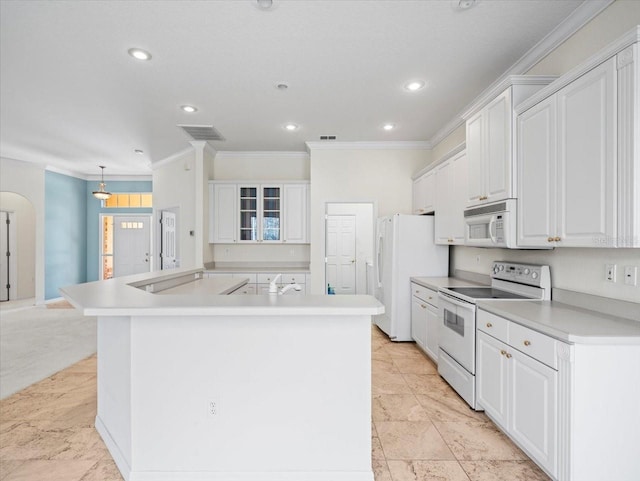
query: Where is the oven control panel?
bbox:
[491,262,550,288]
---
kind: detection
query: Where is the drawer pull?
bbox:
[547,237,554,242]
[505,353,512,359]
[428,296,433,300]
[420,304,427,309]
[523,340,531,346]
[486,322,493,328]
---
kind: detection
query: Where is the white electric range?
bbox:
[437,261,551,410]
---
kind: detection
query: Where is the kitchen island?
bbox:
[61,268,384,481]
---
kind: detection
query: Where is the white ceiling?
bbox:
[1,0,594,175]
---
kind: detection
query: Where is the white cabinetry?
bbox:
[518,58,616,247]
[283,184,308,243]
[209,181,310,245]
[517,34,639,248]
[410,282,439,363]
[206,271,307,295]
[209,183,237,243]
[464,78,555,208]
[477,330,557,477]
[412,170,435,215]
[435,151,467,245]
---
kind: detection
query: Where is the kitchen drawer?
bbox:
[232,273,257,283]
[509,322,559,370]
[411,283,437,307]
[280,273,306,284]
[257,273,281,284]
[478,309,509,343]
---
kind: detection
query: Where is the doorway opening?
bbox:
[324,202,375,295]
[0,192,36,301]
[100,214,152,279]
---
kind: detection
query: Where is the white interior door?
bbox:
[161,211,177,270]
[325,215,356,294]
[113,216,151,277]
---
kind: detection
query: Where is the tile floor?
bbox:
[0,325,550,481]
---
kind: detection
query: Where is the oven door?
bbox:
[438,291,477,374]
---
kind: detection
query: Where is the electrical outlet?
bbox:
[605,264,616,282]
[624,266,638,286]
[208,400,218,417]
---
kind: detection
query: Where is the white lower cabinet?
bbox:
[477,312,559,479]
[410,283,439,363]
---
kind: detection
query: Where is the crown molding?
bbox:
[214,151,309,161]
[86,174,153,182]
[412,142,466,180]
[428,0,615,149]
[45,165,89,180]
[305,141,431,152]
[516,25,640,114]
[152,146,194,169]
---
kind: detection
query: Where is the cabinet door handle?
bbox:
[547,237,554,242]
[554,236,561,242]
[486,322,492,328]
[523,340,531,346]
[505,353,512,359]
[420,304,427,309]
[500,350,507,356]
[428,296,433,300]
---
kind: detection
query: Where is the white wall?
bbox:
[0,157,45,303]
[153,150,197,269]
[309,147,428,294]
[439,0,640,304]
[0,192,36,299]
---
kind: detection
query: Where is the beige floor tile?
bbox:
[372,371,413,395]
[376,421,455,461]
[403,373,456,396]
[49,428,109,461]
[63,355,97,374]
[387,459,471,481]
[372,436,385,460]
[383,342,426,359]
[372,458,393,481]
[0,393,65,422]
[434,421,527,461]
[79,458,124,481]
[2,459,96,481]
[415,392,489,423]
[393,356,438,375]
[459,460,551,481]
[372,394,429,422]
[372,358,400,373]
[0,420,68,460]
[0,460,25,481]
[18,373,96,396]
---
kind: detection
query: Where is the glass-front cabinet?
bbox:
[238,185,281,242]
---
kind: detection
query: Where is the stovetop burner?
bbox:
[444,286,532,300]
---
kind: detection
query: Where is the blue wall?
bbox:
[86,180,152,281]
[45,171,88,299]
[44,172,152,299]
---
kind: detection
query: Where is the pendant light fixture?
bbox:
[92,166,112,200]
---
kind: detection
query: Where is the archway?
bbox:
[0,192,36,300]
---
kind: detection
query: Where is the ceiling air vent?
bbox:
[178,124,225,141]
[319,135,337,140]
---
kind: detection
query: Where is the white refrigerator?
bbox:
[374,214,448,341]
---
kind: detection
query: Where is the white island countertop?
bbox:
[478,300,640,345]
[60,267,383,317]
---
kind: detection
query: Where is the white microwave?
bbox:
[464,199,517,248]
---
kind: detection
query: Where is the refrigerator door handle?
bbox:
[376,233,384,288]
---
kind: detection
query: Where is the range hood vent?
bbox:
[178,124,225,141]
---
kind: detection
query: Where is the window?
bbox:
[104,193,152,208]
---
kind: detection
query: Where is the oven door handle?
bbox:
[438,291,476,311]
[489,217,498,244]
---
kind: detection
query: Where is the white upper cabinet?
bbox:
[517,31,639,248]
[435,150,467,245]
[209,183,237,243]
[283,183,308,243]
[464,78,555,208]
[412,169,436,215]
[210,181,309,244]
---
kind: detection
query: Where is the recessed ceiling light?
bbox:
[284,123,299,131]
[456,0,477,10]
[134,149,144,155]
[405,80,426,92]
[181,105,198,113]
[383,123,395,131]
[127,48,152,61]
[256,0,273,9]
